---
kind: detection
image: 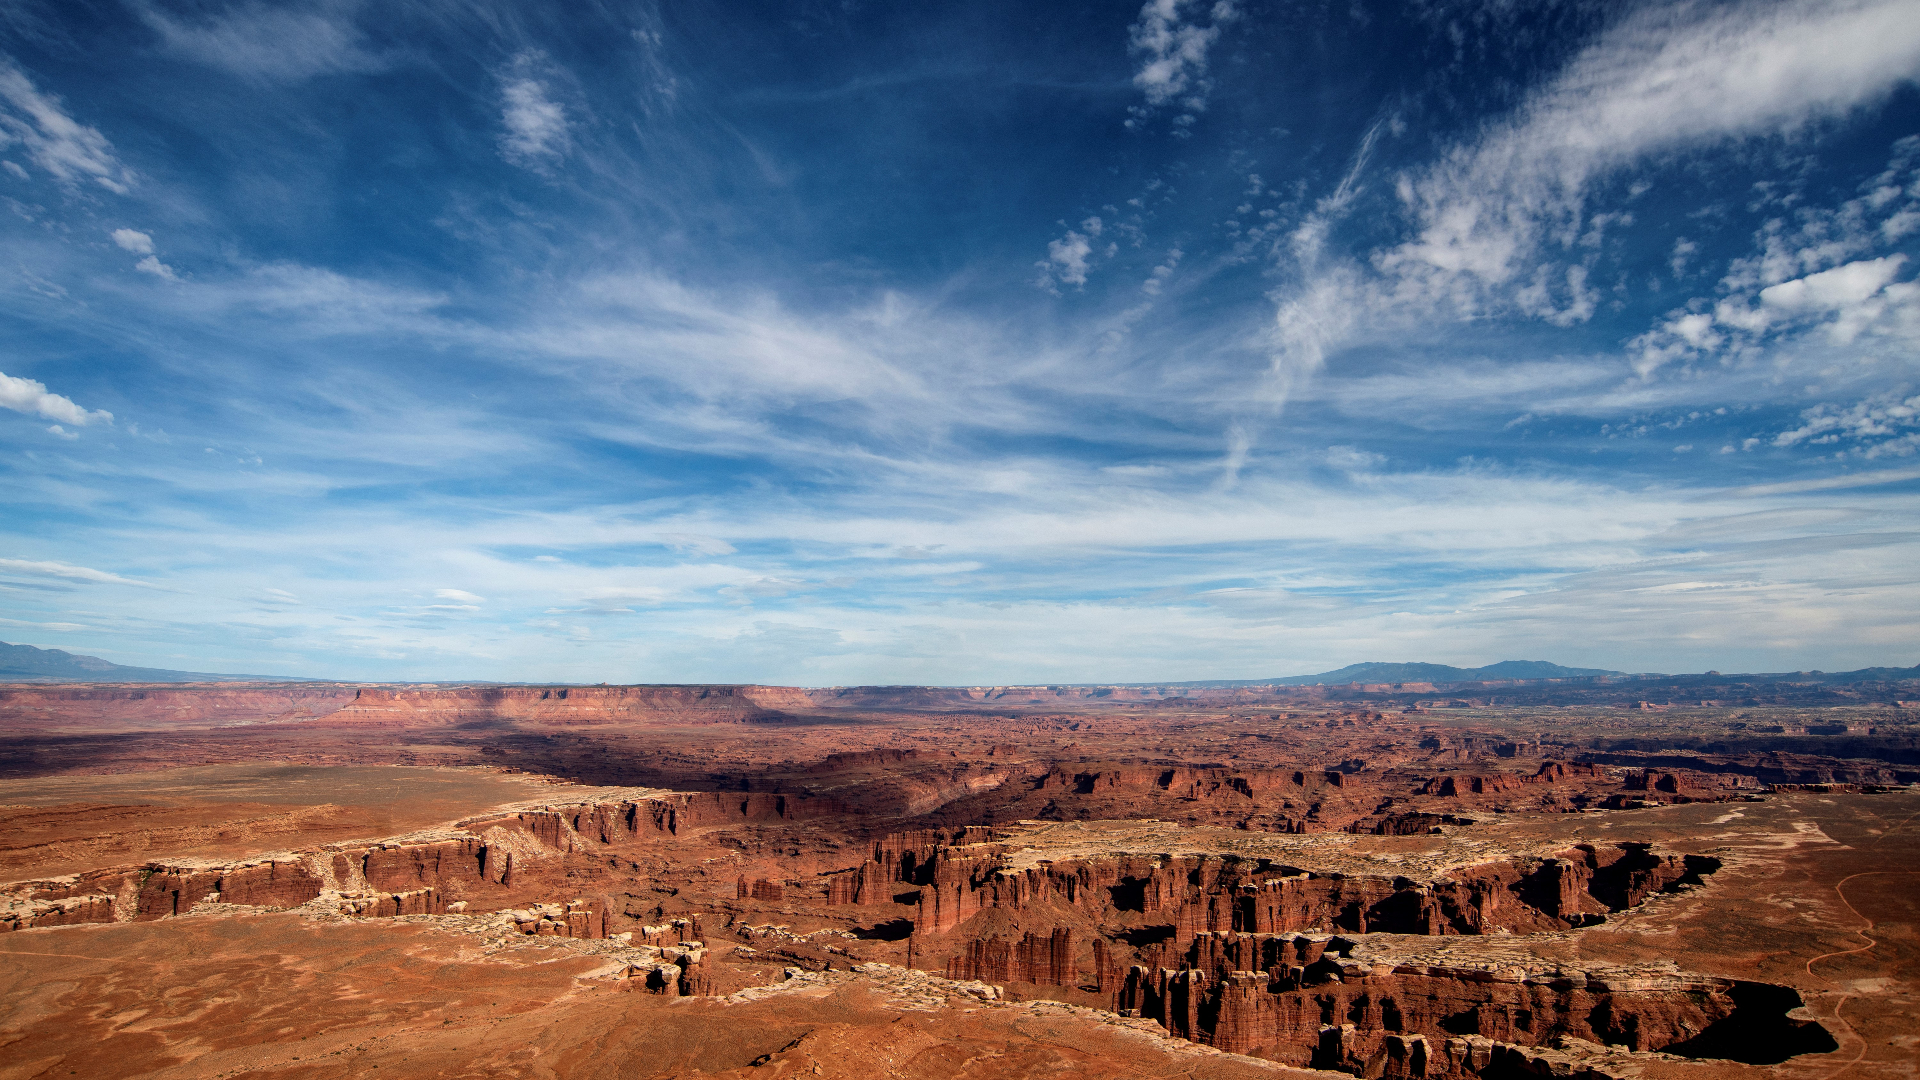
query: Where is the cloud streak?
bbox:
[135,0,388,84]
[0,57,134,191]
[1384,0,1920,305]
[0,558,157,588]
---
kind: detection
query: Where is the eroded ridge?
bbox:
[807,820,1835,1077]
[1116,936,1836,1075]
[1,786,755,933]
[2,794,1837,1080]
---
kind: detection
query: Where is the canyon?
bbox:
[0,678,1915,1078]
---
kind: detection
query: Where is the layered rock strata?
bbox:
[1116,936,1835,1074]
[0,786,772,933]
[826,820,1716,939]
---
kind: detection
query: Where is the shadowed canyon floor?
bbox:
[0,682,1916,1079]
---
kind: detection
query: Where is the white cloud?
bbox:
[134,254,179,279]
[630,8,679,115]
[1266,266,1359,404]
[1754,254,1909,342]
[111,228,179,278]
[0,557,155,588]
[1323,445,1385,472]
[1760,254,1906,313]
[1774,390,1920,457]
[1126,0,1238,129]
[1040,230,1093,288]
[213,262,445,322]
[0,58,134,192]
[720,577,812,604]
[1714,466,1920,497]
[111,228,154,254]
[1141,246,1182,295]
[1616,135,1919,378]
[1381,0,1920,306]
[499,54,570,168]
[535,270,943,422]
[658,533,736,556]
[136,0,387,84]
[578,585,672,611]
[434,588,485,603]
[0,617,90,632]
[1670,237,1698,277]
[0,370,112,427]
[1036,217,1113,290]
[1514,263,1598,327]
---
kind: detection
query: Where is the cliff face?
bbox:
[803,824,1785,1078]
[0,786,848,934]
[944,927,1076,986]
[1114,936,1835,1073]
[0,684,361,727]
[325,685,798,725]
[823,828,1713,939]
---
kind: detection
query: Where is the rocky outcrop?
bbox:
[0,684,360,727]
[508,898,606,937]
[0,787,821,932]
[884,834,1713,939]
[324,685,804,726]
[1116,935,1835,1074]
[738,877,784,902]
[1418,762,1602,797]
[944,928,1075,986]
[339,887,444,917]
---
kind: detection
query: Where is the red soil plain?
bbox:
[1,678,1917,1080]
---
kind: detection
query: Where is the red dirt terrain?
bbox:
[0,680,1915,1079]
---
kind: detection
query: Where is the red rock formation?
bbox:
[1114,935,1830,1074]
[737,877,783,902]
[509,897,605,937]
[0,892,116,931]
[0,684,360,728]
[944,927,1075,986]
[214,859,324,907]
[340,887,443,917]
[898,839,1705,945]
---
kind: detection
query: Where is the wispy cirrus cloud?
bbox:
[0,558,158,588]
[0,57,134,191]
[134,0,389,84]
[498,52,571,168]
[1381,0,1920,309]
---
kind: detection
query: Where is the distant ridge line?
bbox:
[0,640,301,683]
[1274,660,1624,686]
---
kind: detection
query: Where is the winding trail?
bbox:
[1804,804,1920,1080]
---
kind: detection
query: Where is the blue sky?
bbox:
[2,0,1918,684]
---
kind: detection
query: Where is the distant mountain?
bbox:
[1770,664,1920,685]
[1274,660,1625,686]
[0,640,284,683]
